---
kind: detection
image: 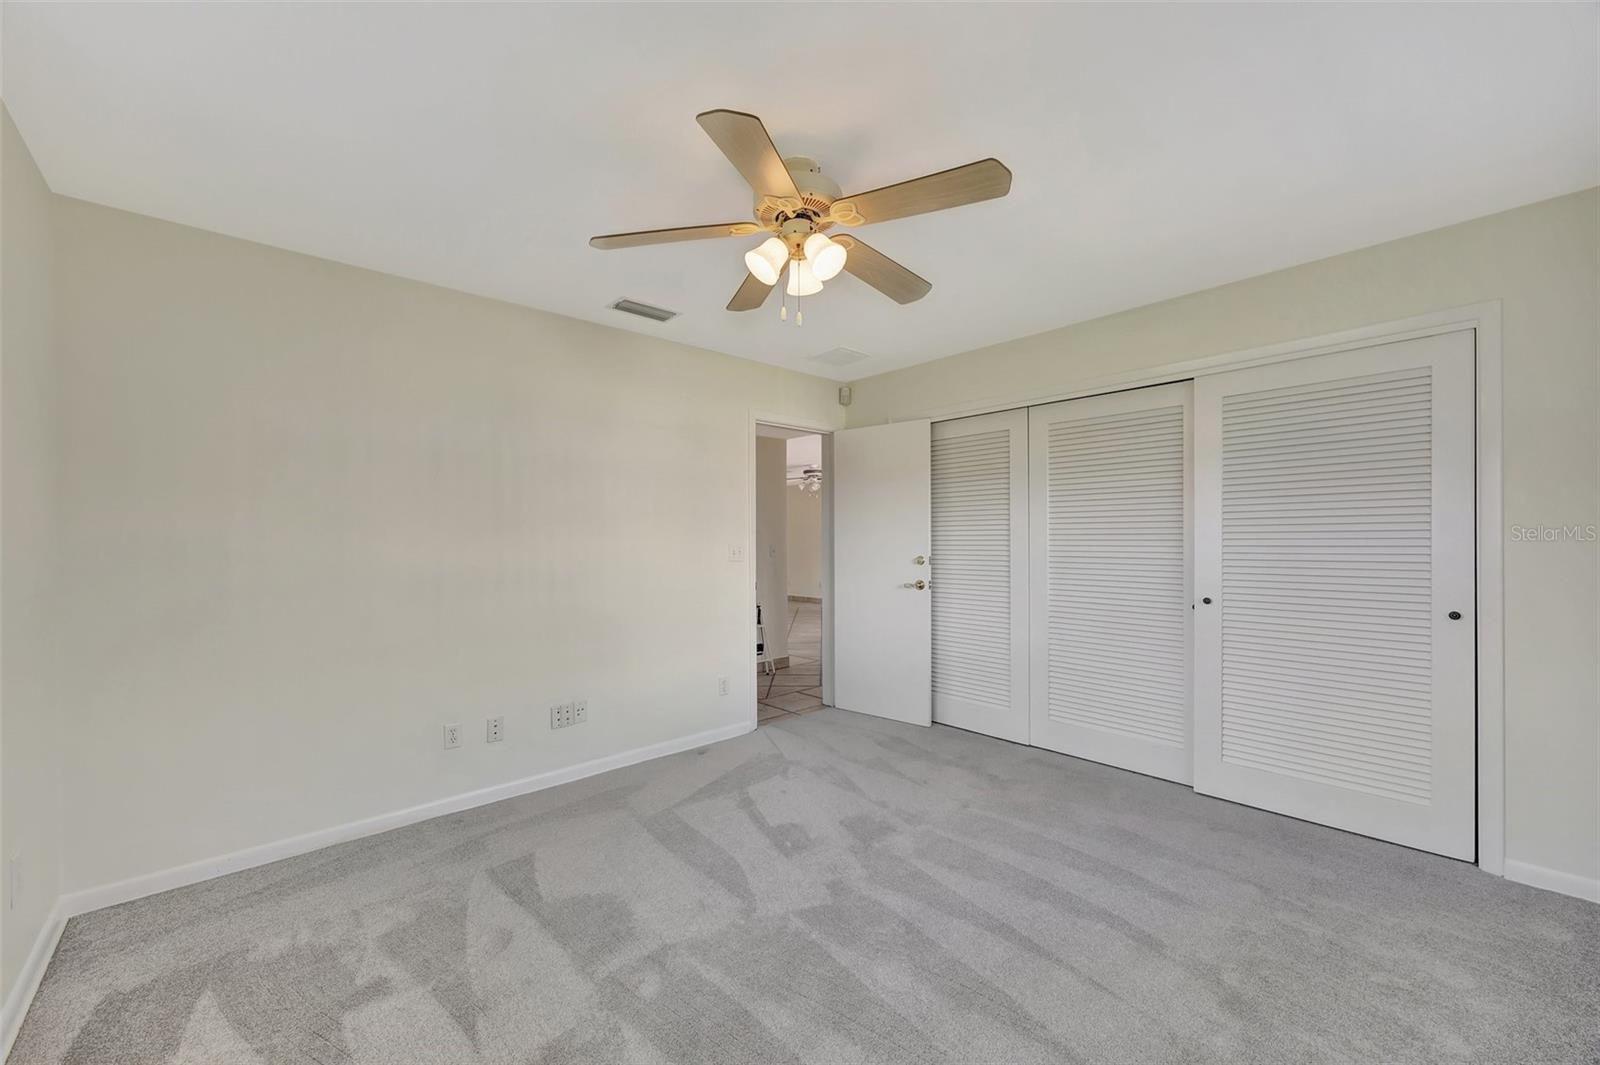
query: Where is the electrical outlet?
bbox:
[486,716,504,743]
[444,724,462,749]
[727,545,745,562]
[550,703,575,729]
[718,676,729,696]
[573,699,587,724]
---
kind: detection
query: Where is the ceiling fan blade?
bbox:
[728,271,778,312]
[833,236,931,304]
[590,221,762,250]
[832,159,1012,226]
[696,109,801,200]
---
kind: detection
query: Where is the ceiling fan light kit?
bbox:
[590,109,1012,325]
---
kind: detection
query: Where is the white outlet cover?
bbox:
[727,545,745,562]
[444,724,462,749]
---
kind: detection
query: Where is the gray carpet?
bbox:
[10,710,1598,1064]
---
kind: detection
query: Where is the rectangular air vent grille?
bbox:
[809,347,870,367]
[610,298,678,322]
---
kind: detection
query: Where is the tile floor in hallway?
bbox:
[758,598,825,723]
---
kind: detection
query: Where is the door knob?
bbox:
[913,555,928,566]
[1448,610,1462,621]
[903,579,928,590]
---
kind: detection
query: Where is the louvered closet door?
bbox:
[931,410,1028,743]
[1029,383,1193,783]
[1193,331,1475,859]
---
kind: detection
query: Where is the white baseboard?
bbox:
[1504,859,1600,903]
[2,898,65,1060]
[60,719,754,919]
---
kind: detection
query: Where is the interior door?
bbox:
[1029,383,1193,782]
[833,420,932,725]
[1193,331,1475,859]
[931,410,1029,742]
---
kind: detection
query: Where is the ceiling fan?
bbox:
[590,109,1012,324]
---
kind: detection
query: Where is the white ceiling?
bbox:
[4,4,1595,381]
[786,436,822,473]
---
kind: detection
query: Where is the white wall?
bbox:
[1,105,62,999]
[847,188,1600,892]
[50,195,842,896]
[755,436,788,661]
[786,483,822,599]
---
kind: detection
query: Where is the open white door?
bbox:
[833,420,932,725]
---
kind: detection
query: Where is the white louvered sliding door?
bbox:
[930,411,1029,743]
[1029,383,1193,783]
[1193,331,1476,859]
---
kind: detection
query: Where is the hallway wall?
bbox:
[786,483,822,599]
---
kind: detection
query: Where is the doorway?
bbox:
[754,423,829,723]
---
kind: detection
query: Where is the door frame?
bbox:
[748,413,837,720]
[913,302,1505,877]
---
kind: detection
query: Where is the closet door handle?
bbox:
[1201,597,1213,605]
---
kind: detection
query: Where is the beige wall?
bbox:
[1,106,62,998]
[787,483,823,599]
[847,188,1600,889]
[755,437,788,662]
[50,196,842,895]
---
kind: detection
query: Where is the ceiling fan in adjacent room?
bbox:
[590,109,1012,324]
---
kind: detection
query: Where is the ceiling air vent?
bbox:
[610,298,678,323]
[809,347,870,368]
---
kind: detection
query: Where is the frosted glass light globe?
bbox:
[803,233,847,282]
[743,237,787,286]
[786,258,823,296]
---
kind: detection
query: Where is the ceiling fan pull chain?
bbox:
[780,261,789,321]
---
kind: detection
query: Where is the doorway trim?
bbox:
[901,302,1504,877]
[749,413,837,721]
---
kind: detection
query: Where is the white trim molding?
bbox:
[59,720,753,918]
[2,899,66,1060]
[1504,860,1600,904]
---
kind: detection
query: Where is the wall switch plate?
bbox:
[573,699,587,724]
[486,716,504,743]
[444,724,462,749]
[550,703,575,729]
[718,676,729,696]
[727,545,745,562]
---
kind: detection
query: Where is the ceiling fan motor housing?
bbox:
[756,156,844,248]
